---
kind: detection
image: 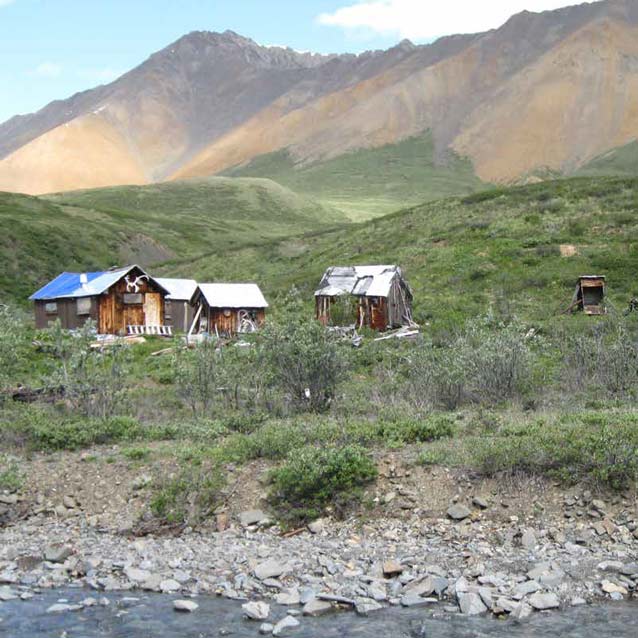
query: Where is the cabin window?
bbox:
[123,293,143,305]
[44,302,57,314]
[76,297,91,315]
[164,301,172,320]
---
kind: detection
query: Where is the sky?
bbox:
[0,0,594,124]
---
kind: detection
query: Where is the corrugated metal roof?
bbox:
[315,265,400,298]
[154,278,198,301]
[30,265,165,301]
[195,283,269,309]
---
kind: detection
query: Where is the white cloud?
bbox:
[31,62,62,78]
[318,0,596,41]
[0,0,16,6]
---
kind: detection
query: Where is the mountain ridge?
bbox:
[1,0,637,196]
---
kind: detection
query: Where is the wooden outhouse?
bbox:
[30,265,170,335]
[315,265,413,331]
[154,278,198,333]
[189,283,268,337]
[568,275,606,315]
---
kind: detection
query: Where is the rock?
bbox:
[447,504,471,521]
[495,597,518,613]
[173,599,199,613]
[307,519,326,535]
[571,597,587,606]
[255,559,288,581]
[47,603,82,613]
[62,496,77,509]
[259,623,274,635]
[124,567,151,583]
[242,601,270,621]
[355,598,384,615]
[239,510,268,527]
[458,592,487,616]
[601,580,627,596]
[0,494,17,505]
[302,599,332,616]
[382,560,404,577]
[272,615,300,636]
[511,602,533,620]
[592,499,606,513]
[521,528,537,550]
[132,475,152,490]
[620,563,638,577]
[275,588,300,606]
[400,594,436,607]
[299,588,316,605]
[0,587,18,602]
[403,576,434,597]
[598,561,623,573]
[159,579,181,593]
[515,580,541,596]
[529,592,560,610]
[44,545,73,563]
[472,496,489,509]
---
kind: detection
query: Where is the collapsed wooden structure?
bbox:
[315,265,413,332]
[567,275,607,315]
[189,283,269,337]
[30,265,169,335]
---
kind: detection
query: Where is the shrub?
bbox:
[150,460,225,526]
[376,414,455,444]
[260,310,348,413]
[269,445,377,524]
[0,456,23,492]
[470,413,638,490]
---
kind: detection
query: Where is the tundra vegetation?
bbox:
[2,292,638,528]
[3,177,638,527]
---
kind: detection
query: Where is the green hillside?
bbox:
[223,132,486,220]
[0,178,344,304]
[576,141,638,177]
[172,176,638,328]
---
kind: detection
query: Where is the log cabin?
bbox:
[315,265,413,332]
[189,283,268,337]
[30,265,170,335]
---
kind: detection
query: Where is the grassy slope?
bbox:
[576,140,638,177]
[0,178,345,304]
[172,177,638,329]
[223,132,486,220]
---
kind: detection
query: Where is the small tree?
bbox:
[173,339,220,415]
[260,299,348,413]
[0,305,26,393]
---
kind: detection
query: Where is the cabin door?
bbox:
[144,293,161,326]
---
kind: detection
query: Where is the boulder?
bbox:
[355,598,384,615]
[242,601,270,621]
[44,545,74,563]
[382,560,404,577]
[275,588,300,606]
[447,504,471,521]
[458,592,487,616]
[529,592,560,610]
[240,510,269,527]
[255,559,289,581]
[272,615,300,636]
[302,599,332,616]
[173,600,199,613]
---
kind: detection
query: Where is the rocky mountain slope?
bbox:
[0,0,637,195]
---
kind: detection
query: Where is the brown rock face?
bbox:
[1,1,638,195]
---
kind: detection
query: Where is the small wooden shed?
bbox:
[30,265,170,335]
[189,283,268,337]
[315,265,413,331]
[154,278,198,333]
[569,275,607,315]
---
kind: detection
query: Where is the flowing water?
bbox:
[1,588,637,638]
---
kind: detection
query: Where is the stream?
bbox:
[1,588,637,637]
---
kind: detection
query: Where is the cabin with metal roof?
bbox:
[154,278,198,333]
[30,265,170,335]
[189,283,269,337]
[315,265,413,331]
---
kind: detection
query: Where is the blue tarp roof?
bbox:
[29,265,164,301]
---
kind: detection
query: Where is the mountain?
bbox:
[1,0,638,202]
